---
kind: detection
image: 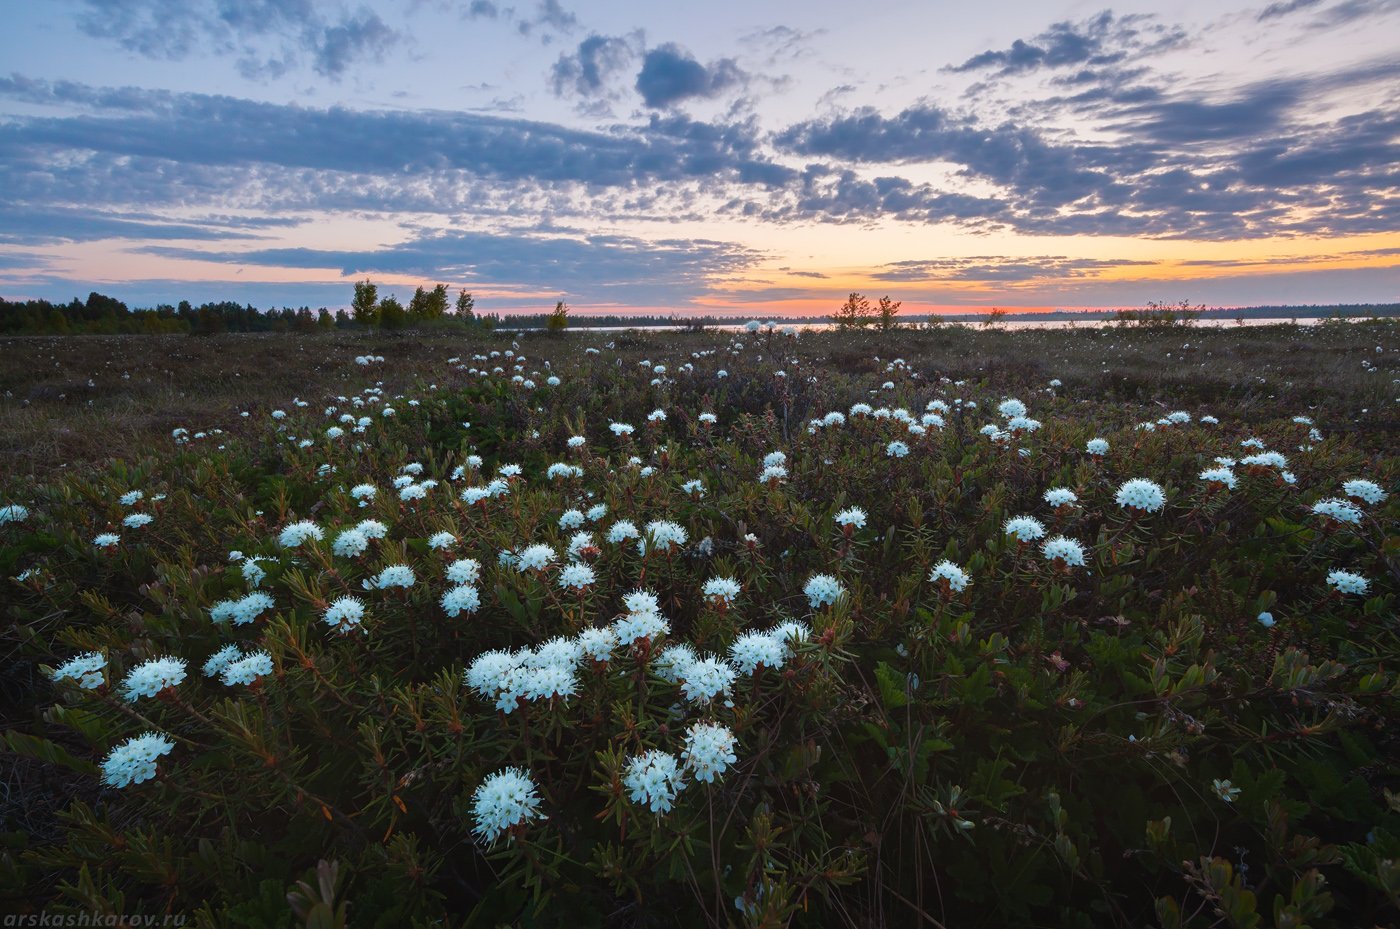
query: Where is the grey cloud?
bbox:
[68,0,401,81]
[516,0,577,40]
[0,204,274,244]
[737,25,824,65]
[1258,0,1325,19]
[774,54,1400,239]
[636,44,748,108]
[0,78,792,191]
[134,228,763,305]
[872,256,1157,283]
[312,10,399,78]
[550,33,640,101]
[949,12,1185,78]
[1260,0,1400,26]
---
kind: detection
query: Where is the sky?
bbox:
[1,0,1398,315]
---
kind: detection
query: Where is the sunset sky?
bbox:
[1,0,1398,315]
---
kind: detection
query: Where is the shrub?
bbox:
[3,329,1397,927]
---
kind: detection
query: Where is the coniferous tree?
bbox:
[877,296,902,332]
[379,295,406,329]
[456,289,476,323]
[834,292,873,330]
[547,300,569,332]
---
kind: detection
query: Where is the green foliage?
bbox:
[376,295,406,330]
[455,289,475,321]
[834,291,873,329]
[407,285,450,322]
[2,329,1397,927]
[1115,299,1205,329]
[351,280,379,328]
[547,300,569,332]
[876,295,902,332]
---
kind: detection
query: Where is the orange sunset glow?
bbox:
[1,0,1397,315]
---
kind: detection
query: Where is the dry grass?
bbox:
[1,322,1395,482]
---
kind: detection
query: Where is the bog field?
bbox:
[2,321,1399,928]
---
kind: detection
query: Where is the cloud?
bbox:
[1306,0,1400,27]
[773,105,1113,209]
[636,44,748,108]
[550,33,640,104]
[0,77,792,195]
[1,37,1397,250]
[0,204,276,245]
[515,0,577,41]
[134,228,763,305]
[0,251,51,271]
[737,25,824,65]
[67,0,401,80]
[1257,0,1398,25]
[740,166,1009,227]
[466,0,499,18]
[1258,0,1325,19]
[311,10,399,78]
[948,12,1185,78]
[773,53,1400,239]
[872,255,1157,284]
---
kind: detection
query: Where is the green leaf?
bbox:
[4,730,98,775]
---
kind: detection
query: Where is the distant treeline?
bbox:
[0,293,768,335]
[0,293,344,335]
[0,292,497,336]
[3,290,1399,336]
[498,313,745,330]
[927,304,1400,323]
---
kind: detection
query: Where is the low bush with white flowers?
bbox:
[3,325,1398,927]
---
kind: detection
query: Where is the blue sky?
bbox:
[1,0,1398,313]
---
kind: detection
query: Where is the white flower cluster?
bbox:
[440,584,481,617]
[470,767,544,843]
[614,590,671,646]
[210,591,275,626]
[278,520,323,547]
[728,630,788,674]
[1312,498,1363,525]
[702,576,741,605]
[516,543,556,572]
[333,527,371,557]
[623,750,687,814]
[1342,479,1386,505]
[0,503,30,524]
[1327,570,1369,596]
[643,520,687,553]
[1042,536,1087,568]
[101,732,175,788]
[927,560,971,593]
[364,564,415,590]
[558,562,596,591]
[1115,479,1167,513]
[804,573,845,609]
[1199,467,1237,489]
[323,596,367,632]
[121,657,188,701]
[446,558,482,585]
[681,722,738,784]
[1004,516,1046,543]
[221,651,273,686]
[52,651,106,689]
[835,507,867,529]
[465,639,582,713]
